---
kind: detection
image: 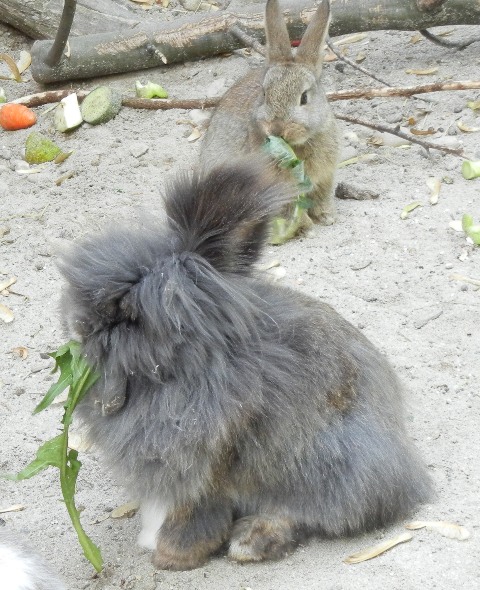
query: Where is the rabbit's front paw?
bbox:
[228,515,297,563]
[316,212,335,226]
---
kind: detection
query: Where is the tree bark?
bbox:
[24,0,480,84]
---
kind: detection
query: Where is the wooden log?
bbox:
[29,0,480,84]
[0,0,142,39]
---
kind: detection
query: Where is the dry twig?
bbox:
[327,80,480,101]
[336,113,464,156]
[229,24,266,57]
[326,38,391,87]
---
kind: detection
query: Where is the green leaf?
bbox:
[9,435,64,480]
[10,339,103,572]
[263,136,314,244]
[34,343,76,414]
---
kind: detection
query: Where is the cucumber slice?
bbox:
[80,87,122,125]
[55,93,83,132]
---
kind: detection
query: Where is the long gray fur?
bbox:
[59,161,432,566]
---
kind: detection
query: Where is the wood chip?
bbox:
[406,521,470,540]
[256,259,281,271]
[426,177,441,205]
[413,309,443,329]
[410,127,436,136]
[450,273,480,287]
[110,501,140,519]
[344,532,413,564]
[0,302,14,323]
[0,504,26,514]
[335,33,368,46]
[405,67,438,75]
[187,127,202,142]
[457,121,480,133]
[12,346,28,359]
[16,50,31,75]
[0,276,16,292]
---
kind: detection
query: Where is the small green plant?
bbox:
[263,135,313,245]
[7,340,103,572]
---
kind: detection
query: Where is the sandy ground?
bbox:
[1,5,479,590]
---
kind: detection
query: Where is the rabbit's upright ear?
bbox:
[295,0,331,75]
[265,0,293,64]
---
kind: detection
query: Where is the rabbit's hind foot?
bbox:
[228,515,298,563]
[152,536,222,571]
[152,499,232,570]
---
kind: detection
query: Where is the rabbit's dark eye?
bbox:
[300,91,308,106]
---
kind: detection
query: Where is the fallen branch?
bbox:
[12,80,480,109]
[336,114,464,156]
[28,0,480,83]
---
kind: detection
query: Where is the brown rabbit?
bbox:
[200,0,340,226]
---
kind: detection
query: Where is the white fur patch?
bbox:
[137,499,170,550]
[0,544,36,590]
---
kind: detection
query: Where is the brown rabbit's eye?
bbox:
[300,91,308,106]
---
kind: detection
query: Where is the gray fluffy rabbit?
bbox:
[60,161,432,570]
[0,530,66,590]
[200,0,340,226]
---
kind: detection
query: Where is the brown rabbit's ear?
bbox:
[295,0,331,74]
[265,0,293,64]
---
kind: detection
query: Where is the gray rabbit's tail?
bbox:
[165,159,290,274]
[59,160,290,344]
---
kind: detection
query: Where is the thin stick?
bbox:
[12,80,480,110]
[420,29,480,50]
[229,24,267,57]
[325,38,391,87]
[122,97,220,110]
[327,80,480,101]
[336,113,464,156]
